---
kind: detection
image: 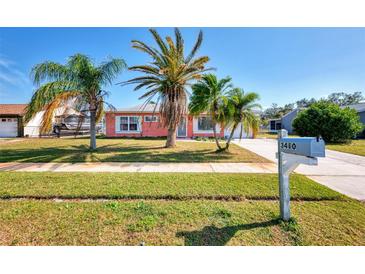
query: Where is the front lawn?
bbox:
[327,139,365,157]
[0,172,364,246]
[0,172,344,200]
[0,138,268,163]
[256,132,300,139]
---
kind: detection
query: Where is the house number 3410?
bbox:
[280,142,297,150]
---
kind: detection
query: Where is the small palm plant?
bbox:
[124,28,210,147]
[25,54,126,150]
[225,88,261,150]
[189,74,233,150]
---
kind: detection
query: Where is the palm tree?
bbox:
[24,54,126,150]
[124,28,210,148]
[225,88,261,150]
[189,74,232,150]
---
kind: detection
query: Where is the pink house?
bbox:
[105,104,224,138]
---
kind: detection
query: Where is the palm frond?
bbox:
[185,30,203,63]
[24,81,77,122]
[128,65,161,76]
[95,101,104,123]
[31,62,69,86]
[174,28,184,59]
[149,29,169,56]
[39,91,81,133]
[131,41,167,65]
[98,57,127,85]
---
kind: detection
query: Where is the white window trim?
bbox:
[115,115,142,133]
[144,115,159,122]
[193,116,220,134]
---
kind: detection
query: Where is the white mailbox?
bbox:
[279,137,325,158]
[276,130,325,221]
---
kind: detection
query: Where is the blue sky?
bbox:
[0,27,364,109]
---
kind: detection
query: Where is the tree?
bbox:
[296,92,364,108]
[124,28,210,148]
[326,92,364,106]
[292,101,363,143]
[296,97,317,108]
[260,103,294,122]
[225,88,261,150]
[25,54,126,150]
[189,74,232,150]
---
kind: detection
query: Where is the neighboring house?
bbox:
[343,103,365,136]
[343,103,365,125]
[268,103,365,135]
[268,108,301,134]
[105,104,226,138]
[0,103,94,138]
[24,107,88,137]
[0,104,26,137]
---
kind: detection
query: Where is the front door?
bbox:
[177,117,187,137]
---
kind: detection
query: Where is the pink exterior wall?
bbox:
[105,112,224,138]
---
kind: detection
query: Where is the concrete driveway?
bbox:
[234,138,365,200]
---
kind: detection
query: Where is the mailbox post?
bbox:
[277,129,325,221]
[277,130,290,221]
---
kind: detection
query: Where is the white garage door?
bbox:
[0,118,18,137]
[224,123,251,139]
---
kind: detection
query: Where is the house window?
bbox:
[270,120,276,130]
[129,116,139,131]
[118,116,140,132]
[120,117,129,131]
[197,116,214,131]
[144,115,159,122]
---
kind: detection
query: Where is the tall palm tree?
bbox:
[189,74,232,150]
[225,88,261,150]
[124,28,210,147]
[24,54,126,150]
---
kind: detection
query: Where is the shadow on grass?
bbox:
[0,145,91,163]
[176,218,281,246]
[0,144,237,163]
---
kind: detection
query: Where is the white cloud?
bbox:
[0,56,29,87]
[0,55,14,68]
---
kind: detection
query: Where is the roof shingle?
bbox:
[0,104,27,115]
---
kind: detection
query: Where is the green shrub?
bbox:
[292,101,363,143]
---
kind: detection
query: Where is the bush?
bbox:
[292,101,363,143]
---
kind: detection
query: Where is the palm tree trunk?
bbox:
[90,109,97,150]
[225,123,238,150]
[166,125,177,148]
[212,122,222,150]
[239,123,243,140]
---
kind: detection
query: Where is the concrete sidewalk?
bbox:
[0,162,277,173]
[234,138,365,200]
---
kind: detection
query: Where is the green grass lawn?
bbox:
[0,172,345,200]
[0,138,268,163]
[0,172,364,246]
[256,132,300,139]
[256,132,279,139]
[327,139,365,157]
